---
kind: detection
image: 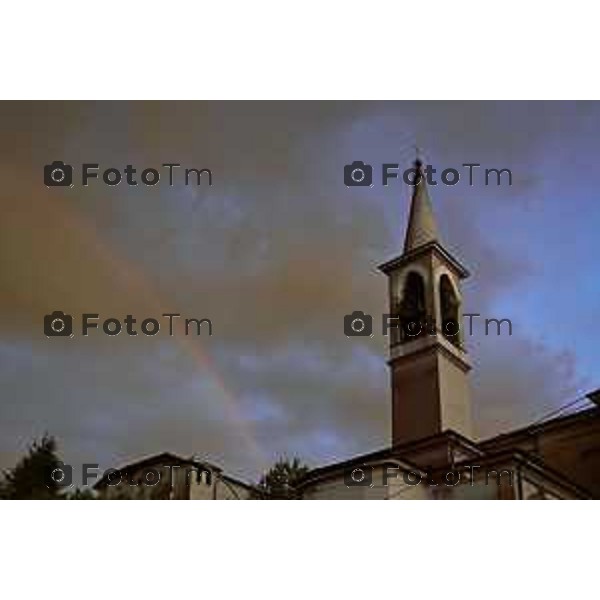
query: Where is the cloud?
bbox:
[0,101,596,480]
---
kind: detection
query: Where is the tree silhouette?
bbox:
[1,435,64,499]
[255,457,309,499]
[65,487,96,500]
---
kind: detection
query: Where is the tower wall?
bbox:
[390,340,471,445]
[390,346,441,445]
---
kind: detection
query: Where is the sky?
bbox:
[0,101,598,482]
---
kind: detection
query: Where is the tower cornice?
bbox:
[377,240,470,279]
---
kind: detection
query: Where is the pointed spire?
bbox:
[403,158,440,252]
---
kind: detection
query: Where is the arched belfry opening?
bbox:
[398,271,427,343]
[439,274,461,347]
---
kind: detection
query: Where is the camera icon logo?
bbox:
[344,161,373,187]
[344,311,373,337]
[44,161,73,187]
[46,461,73,489]
[344,465,373,487]
[44,311,74,338]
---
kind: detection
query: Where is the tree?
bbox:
[255,457,309,499]
[1,435,64,499]
[65,487,96,500]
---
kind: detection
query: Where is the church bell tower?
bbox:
[378,159,472,446]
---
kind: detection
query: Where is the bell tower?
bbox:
[378,159,472,445]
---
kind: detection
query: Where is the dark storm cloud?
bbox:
[0,101,597,479]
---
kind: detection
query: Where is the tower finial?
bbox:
[415,145,422,164]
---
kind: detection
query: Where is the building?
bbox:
[95,452,256,499]
[96,161,600,500]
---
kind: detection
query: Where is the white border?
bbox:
[1,501,595,600]
[2,1,600,99]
